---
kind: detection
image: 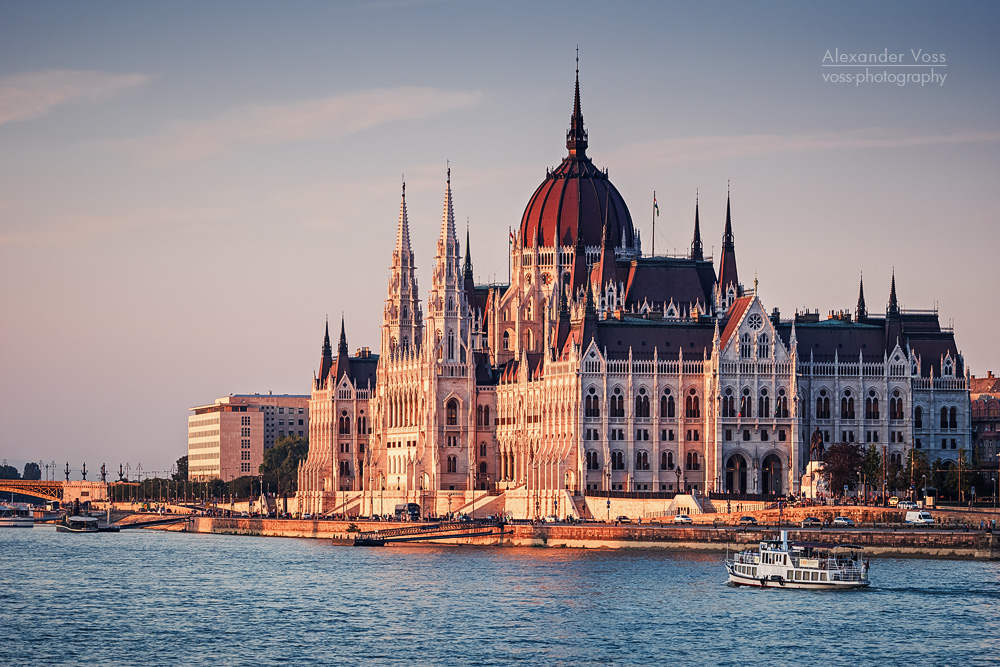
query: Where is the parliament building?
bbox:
[296,68,970,520]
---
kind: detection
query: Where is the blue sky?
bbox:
[1,1,997,476]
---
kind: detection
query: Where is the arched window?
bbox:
[476,405,483,427]
[740,333,752,359]
[447,456,457,473]
[479,442,487,457]
[502,330,510,350]
[446,399,458,426]
[636,451,649,470]
[890,390,902,421]
[842,390,855,420]
[686,388,700,419]
[611,387,625,418]
[660,389,675,418]
[776,388,789,418]
[758,388,770,420]
[586,386,600,418]
[611,451,625,471]
[483,405,490,426]
[949,406,957,429]
[740,387,752,419]
[915,406,923,428]
[447,330,455,360]
[339,411,351,435]
[635,388,650,418]
[586,451,600,470]
[817,389,830,420]
[940,407,948,429]
[865,390,879,420]
[943,359,953,376]
[758,333,770,359]
[722,387,736,418]
[686,451,700,471]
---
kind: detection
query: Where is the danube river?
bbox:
[2,527,998,666]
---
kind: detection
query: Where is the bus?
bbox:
[394,503,420,521]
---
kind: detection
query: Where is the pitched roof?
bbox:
[719,295,754,350]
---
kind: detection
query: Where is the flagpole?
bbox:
[508,226,512,285]
[652,191,656,257]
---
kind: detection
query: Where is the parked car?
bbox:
[737,516,757,526]
[616,515,631,524]
[800,517,822,528]
[832,516,855,527]
[673,514,693,524]
[544,515,559,523]
[897,500,918,510]
[905,510,934,525]
[888,496,899,507]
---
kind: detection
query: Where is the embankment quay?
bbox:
[189,517,1000,560]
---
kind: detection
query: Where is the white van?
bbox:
[905,510,934,525]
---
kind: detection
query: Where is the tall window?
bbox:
[841,390,855,420]
[446,399,458,426]
[722,387,736,418]
[740,388,752,419]
[865,390,879,420]
[611,451,625,471]
[940,407,948,429]
[636,451,649,470]
[816,389,830,419]
[686,389,700,419]
[660,389,675,418]
[758,334,770,359]
[776,388,789,418]
[686,451,701,471]
[949,407,957,429]
[758,388,770,420]
[586,387,600,418]
[635,388,650,418]
[611,387,625,418]
[915,406,922,428]
[447,456,457,473]
[740,333,752,359]
[889,390,903,421]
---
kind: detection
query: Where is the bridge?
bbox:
[0,480,65,502]
[353,518,509,546]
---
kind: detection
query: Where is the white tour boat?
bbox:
[0,503,35,528]
[726,530,870,589]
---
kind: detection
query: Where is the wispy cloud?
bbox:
[0,70,151,125]
[113,87,484,165]
[607,128,1000,169]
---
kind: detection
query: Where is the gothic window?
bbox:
[447,296,454,311]
[686,451,701,471]
[586,387,600,418]
[522,329,532,352]
[479,461,488,477]
[740,333,752,359]
[483,405,490,426]
[740,387,752,419]
[339,412,351,435]
[502,330,511,350]
[402,305,408,319]
[943,359,953,376]
[758,333,770,359]
[476,405,483,427]
[611,451,625,470]
[446,399,458,426]
[660,389,675,418]
[722,387,736,418]
[586,451,600,470]
[480,443,487,457]
[611,387,625,418]
[865,390,879,420]
[636,451,650,470]
[447,330,455,360]
[447,456,457,474]
[339,461,351,477]
[841,390,855,420]
[635,388,650,418]
[358,416,367,434]
[940,407,948,429]
[686,388,701,419]
[949,406,957,429]
[758,388,770,420]
[660,451,675,471]
[776,388,789,418]
[816,389,831,420]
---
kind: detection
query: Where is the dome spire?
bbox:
[566,48,588,157]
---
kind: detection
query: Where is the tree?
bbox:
[22,462,42,481]
[173,455,188,482]
[861,444,881,499]
[0,463,20,480]
[897,449,931,497]
[820,442,863,495]
[946,449,972,502]
[259,435,309,494]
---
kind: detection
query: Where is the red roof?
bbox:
[719,296,754,350]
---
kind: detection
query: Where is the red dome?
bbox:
[519,156,635,249]
[519,66,635,250]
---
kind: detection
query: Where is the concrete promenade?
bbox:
[188,515,1000,560]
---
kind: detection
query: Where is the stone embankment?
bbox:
[189,516,1000,559]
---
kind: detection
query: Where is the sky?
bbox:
[1,1,998,478]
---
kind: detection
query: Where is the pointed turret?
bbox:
[856,273,868,321]
[690,192,704,261]
[317,318,333,389]
[338,315,348,356]
[383,180,423,355]
[333,315,350,382]
[566,51,588,158]
[597,195,617,292]
[463,225,476,315]
[887,269,899,316]
[718,187,740,298]
[426,167,469,363]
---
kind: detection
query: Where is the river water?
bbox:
[2,527,998,666]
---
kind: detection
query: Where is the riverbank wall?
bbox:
[188,517,1000,559]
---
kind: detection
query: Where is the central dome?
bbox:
[519,69,635,250]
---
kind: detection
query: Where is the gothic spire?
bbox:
[317,317,333,388]
[441,165,457,250]
[856,272,868,321]
[463,225,473,280]
[718,185,740,296]
[690,191,704,261]
[887,268,899,316]
[566,50,588,157]
[395,178,411,258]
[338,314,348,356]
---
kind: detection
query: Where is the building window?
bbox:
[758,389,770,420]
[865,390,879,420]
[447,456,458,473]
[611,451,625,470]
[586,387,601,418]
[740,388,752,419]
[740,333,752,359]
[758,334,770,359]
[685,389,700,419]
[611,388,625,418]
[722,387,736,418]
[636,451,649,470]
[446,399,458,426]
[776,388,789,418]
[817,390,830,420]
[686,451,701,471]
[635,388,650,418]
[915,406,923,428]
